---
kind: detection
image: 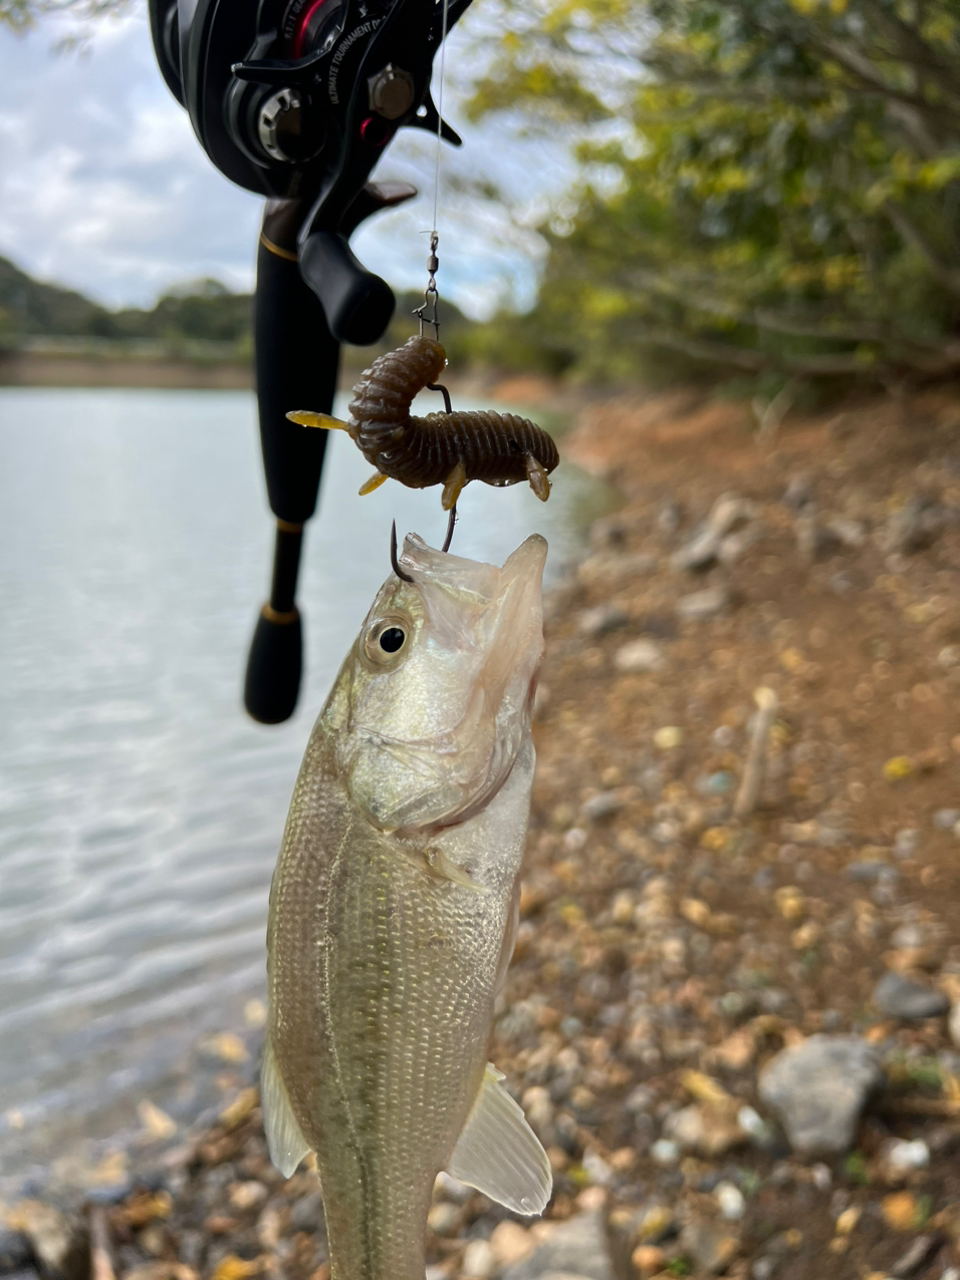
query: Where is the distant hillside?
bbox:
[0,255,116,338]
[0,255,476,360]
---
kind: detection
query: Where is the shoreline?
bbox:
[4,383,960,1280]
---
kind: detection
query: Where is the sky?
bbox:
[0,6,572,318]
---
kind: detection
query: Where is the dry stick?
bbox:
[89,1206,116,1280]
[733,686,779,820]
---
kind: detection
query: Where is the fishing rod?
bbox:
[148,0,473,723]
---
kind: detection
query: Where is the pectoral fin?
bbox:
[447,1064,552,1216]
[286,410,350,430]
[424,846,491,895]
[261,1040,311,1178]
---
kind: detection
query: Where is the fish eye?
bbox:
[361,615,412,668]
[378,626,405,653]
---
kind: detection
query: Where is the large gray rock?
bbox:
[501,1211,614,1280]
[758,1034,882,1156]
[872,971,949,1019]
[671,494,755,571]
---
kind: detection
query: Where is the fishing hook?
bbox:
[441,505,457,553]
[390,520,414,582]
[426,382,453,414]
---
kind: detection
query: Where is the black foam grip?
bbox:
[244,607,303,725]
[254,238,339,523]
[299,230,395,346]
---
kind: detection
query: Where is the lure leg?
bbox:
[441,460,467,511]
[286,410,350,430]
[525,454,551,502]
[358,470,389,496]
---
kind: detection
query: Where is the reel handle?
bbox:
[298,229,395,346]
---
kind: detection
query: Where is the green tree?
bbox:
[470,0,960,383]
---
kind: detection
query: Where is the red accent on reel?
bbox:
[292,0,331,57]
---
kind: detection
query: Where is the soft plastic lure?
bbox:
[287,336,559,510]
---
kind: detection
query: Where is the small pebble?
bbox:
[715,1181,746,1220]
[650,1138,680,1165]
[653,725,684,750]
[884,1138,930,1176]
[933,808,960,830]
[893,828,919,858]
[578,604,629,638]
[614,638,665,673]
[676,585,731,621]
[881,1190,922,1231]
[462,1239,494,1279]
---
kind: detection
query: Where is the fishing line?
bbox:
[416,0,450,339]
[431,0,449,236]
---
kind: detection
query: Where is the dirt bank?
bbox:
[3,384,960,1280]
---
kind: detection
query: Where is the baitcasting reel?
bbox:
[148,0,472,722]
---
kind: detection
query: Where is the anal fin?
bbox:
[261,1040,311,1178]
[447,1064,552,1216]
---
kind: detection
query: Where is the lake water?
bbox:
[0,387,610,1196]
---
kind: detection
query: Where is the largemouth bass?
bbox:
[263,531,552,1280]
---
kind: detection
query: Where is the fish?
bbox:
[262,530,553,1280]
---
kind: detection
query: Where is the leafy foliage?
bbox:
[470,0,960,383]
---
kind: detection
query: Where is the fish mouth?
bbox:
[350,534,547,833]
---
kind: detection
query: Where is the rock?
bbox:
[663,1104,744,1158]
[578,605,629,639]
[825,516,868,548]
[676,586,731,621]
[501,1211,614,1280]
[0,1228,32,1272]
[650,1139,679,1165]
[718,521,767,566]
[581,791,626,822]
[890,1234,944,1278]
[783,473,814,510]
[489,1222,536,1269]
[881,1191,923,1231]
[613,639,665,674]
[938,645,960,668]
[872,971,949,1019]
[950,1000,960,1048]
[671,494,755,571]
[679,1219,740,1274]
[845,860,898,885]
[795,515,842,564]
[288,1188,324,1233]
[462,1240,495,1279]
[589,515,628,550]
[5,1202,80,1280]
[758,1034,882,1156]
[893,828,920,858]
[426,1202,461,1236]
[653,725,683,750]
[884,492,955,553]
[933,808,960,830]
[881,1138,930,1180]
[630,1244,664,1277]
[715,1182,746,1221]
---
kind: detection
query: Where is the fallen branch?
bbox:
[734,687,779,820]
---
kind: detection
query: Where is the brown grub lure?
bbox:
[287,336,559,511]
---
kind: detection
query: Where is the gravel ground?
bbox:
[4,383,960,1280]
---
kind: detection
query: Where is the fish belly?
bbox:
[269,771,511,1280]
